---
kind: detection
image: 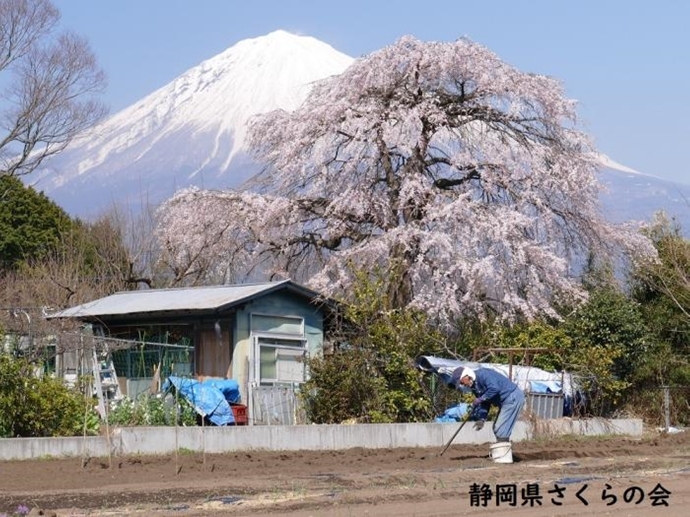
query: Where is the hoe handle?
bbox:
[439,411,472,456]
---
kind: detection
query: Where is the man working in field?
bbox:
[451,366,525,442]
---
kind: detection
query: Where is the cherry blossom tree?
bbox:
[157,36,654,326]
[155,187,270,286]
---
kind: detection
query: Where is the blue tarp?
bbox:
[201,378,241,404]
[162,376,235,426]
[435,402,470,423]
[434,402,490,423]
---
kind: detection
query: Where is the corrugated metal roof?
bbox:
[47,280,310,319]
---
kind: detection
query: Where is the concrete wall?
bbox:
[0,418,643,461]
[0,435,111,460]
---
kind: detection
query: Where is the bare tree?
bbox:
[0,200,169,347]
[0,0,107,177]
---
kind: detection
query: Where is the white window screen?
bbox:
[257,337,306,384]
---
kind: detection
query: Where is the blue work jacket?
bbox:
[472,368,520,407]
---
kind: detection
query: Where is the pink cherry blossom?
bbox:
[156,36,655,327]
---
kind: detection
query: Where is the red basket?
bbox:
[230,404,248,426]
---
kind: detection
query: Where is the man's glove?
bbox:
[472,397,483,407]
[473,419,485,431]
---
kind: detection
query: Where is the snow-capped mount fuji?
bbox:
[26,30,354,217]
[24,30,690,234]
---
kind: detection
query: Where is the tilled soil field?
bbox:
[1,429,688,516]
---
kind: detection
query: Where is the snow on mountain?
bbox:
[23,30,690,234]
[595,153,641,175]
[25,30,354,217]
[598,162,690,232]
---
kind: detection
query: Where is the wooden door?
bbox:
[196,326,231,378]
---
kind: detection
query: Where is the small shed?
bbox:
[48,280,335,424]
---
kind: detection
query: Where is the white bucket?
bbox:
[489,441,513,464]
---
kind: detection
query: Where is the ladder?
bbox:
[91,328,123,419]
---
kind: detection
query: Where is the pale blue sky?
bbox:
[53,0,689,184]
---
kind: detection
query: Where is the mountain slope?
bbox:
[598,165,690,231]
[26,30,354,217]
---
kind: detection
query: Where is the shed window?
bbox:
[256,337,306,385]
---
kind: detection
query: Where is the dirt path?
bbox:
[1,430,688,516]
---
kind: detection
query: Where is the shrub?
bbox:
[302,269,449,423]
[107,393,197,426]
[0,352,99,437]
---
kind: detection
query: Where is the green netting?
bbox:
[110,343,194,379]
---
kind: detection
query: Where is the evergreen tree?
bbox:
[0,175,73,271]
